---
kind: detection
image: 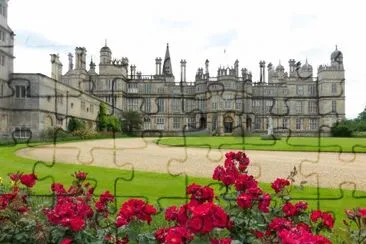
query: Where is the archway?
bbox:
[246,118,252,130]
[224,116,233,133]
[199,117,206,129]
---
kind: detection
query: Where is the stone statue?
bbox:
[267,116,273,136]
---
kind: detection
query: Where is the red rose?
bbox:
[60,238,73,244]
[258,193,271,213]
[165,206,178,221]
[322,212,334,229]
[310,210,322,222]
[271,178,290,193]
[74,171,87,180]
[237,193,252,209]
[359,208,366,217]
[210,238,232,244]
[69,217,85,232]
[282,202,297,216]
[20,173,37,188]
[9,172,23,182]
[100,191,114,203]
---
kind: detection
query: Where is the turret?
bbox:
[100,41,112,65]
[75,47,87,70]
[162,43,173,76]
[50,54,63,81]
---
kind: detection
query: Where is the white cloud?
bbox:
[8,0,366,118]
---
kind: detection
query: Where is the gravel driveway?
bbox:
[16,138,366,191]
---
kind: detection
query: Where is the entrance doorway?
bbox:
[199,117,207,129]
[246,118,252,131]
[224,116,233,133]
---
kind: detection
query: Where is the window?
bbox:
[212,102,217,110]
[173,117,181,129]
[235,100,242,110]
[143,98,151,113]
[56,118,63,126]
[331,84,337,94]
[15,85,26,98]
[143,117,151,130]
[0,30,6,42]
[254,117,261,130]
[90,104,94,113]
[157,87,164,94]
[14,127,31,139]
[188,118,196,128]
[81,101,85,111]
[308,100,317,114]
[296,85,304,96]
[156,117,164,130]
[296,119,302,130]
[282,118,289,129]
[157,98,165,113]
[308,85,316,96]
[0,55,5,66]
[310,118,318,130]
[127,98,138,111]
[172,99,181,113]
[331,100,337,112]
[127,83,138,93]
[224,97,232,109]
[295,101,304,114]
[0,82,3,97]
[56,94,64,104]
[144,83,152,94]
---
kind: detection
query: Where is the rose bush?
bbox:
[0,151,362,243]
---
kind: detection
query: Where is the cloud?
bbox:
[15,30,73,52]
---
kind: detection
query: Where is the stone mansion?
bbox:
[0,0,345,139]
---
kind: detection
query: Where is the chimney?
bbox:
[155,57,159,75]
[50,54,63,81]
[205,59,209,76]
[183,60,187,82]
[234,59,239,77]
[68,53,73,71]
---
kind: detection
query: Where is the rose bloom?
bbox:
[358,208,366,217]
[271,178,290,193]
[310,210,322,222]
[20,173,37,188]
[74,171,88,180]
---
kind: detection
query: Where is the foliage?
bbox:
[96,103,109,131]
[121,110,143,135]
[331,106,366,137]
[330,122,353,137]
[96,103,122,132]
[343,208,366,243]
[0,151,365,242]
[67,117,86,132]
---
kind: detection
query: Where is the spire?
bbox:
[162,43,173,76]
[105,39,108,47]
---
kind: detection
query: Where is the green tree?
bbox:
[107,115,121,132]
[67,117,85,132]
[96,103,108,131]
[331,122,353,137]
[121,111,143,135]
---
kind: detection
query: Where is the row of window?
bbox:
[0,29,6,42]
[0,55,5,66]
[143,117,196,130]
[254,118,319,130]
[0,3,7,17]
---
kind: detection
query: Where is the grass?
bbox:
[157,136,366,153]
[0,141,365,234]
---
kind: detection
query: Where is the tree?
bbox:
[121,111,142,135]
[107,115,121,132]
[67,117,85,132]
[96,103,108,131]
[331,122,352,137]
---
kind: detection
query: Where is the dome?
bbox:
[331,45,343,61]
[275,62,284,72]
[100,46,111,53]
[301,59,312,71]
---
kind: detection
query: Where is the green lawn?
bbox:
[0,142,365,232]
[157,136,366,153]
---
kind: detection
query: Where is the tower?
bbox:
[0,0,14,82]
[99,41,112,65]
[162,43,173,76]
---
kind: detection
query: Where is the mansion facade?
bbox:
[0,0,345,139]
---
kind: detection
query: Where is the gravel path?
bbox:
[16,138,366,191]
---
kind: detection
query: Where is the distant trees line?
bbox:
[331,107,366,137]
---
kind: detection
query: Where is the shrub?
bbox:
[1,152,364,243]
[331,122,353,137]
[67,118,85,132]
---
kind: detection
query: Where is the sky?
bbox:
[8,0,366,119]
